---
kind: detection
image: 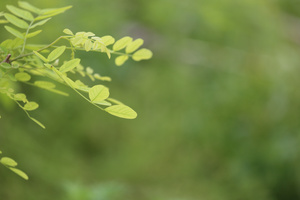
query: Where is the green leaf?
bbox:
[47,46,66,61]
[14,93,27,102]
[105,105,137,119]
[63,28,73,35]
[59,59,81,73]
[15,72,31,81]
[93,100,112,106]
[9,167,29,180]
[30,18,51,29]
[126,38,144,53]
[36,6,72,21]
[4,26,24,39]
[34,81,56,89]
[18,1,41,14]
[4,13,29,29]
[113,36,132,51]
[107,98,124,105]
[0,157,18,167]
[23,101,39,111]
[33,51,49,62]
[101,35,115,46]
[132,48,153,61]
[89,85,110,102]
[0,63,11,69]
[84,40,93,51]
[115,55,129,66]
[30,117,45,129]
[6,5,34,21]
[0,20,9,24]
[25,30,42,38]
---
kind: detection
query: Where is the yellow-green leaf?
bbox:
[84,40,93,51]
[63,28,73,35]
[105,105,137,119]
[4,13,29,29]
[132,48,153,61]
[115,55,129,66]
[59,59,81,73]
[9,167,29,180]
[34,81,56,89]
[0,20,9,24]
[25,30,42,38]
[4,26,24,39]
[23,101,39,111]
[36,6,72,21]
[47,46,66,61]
[93,100,112,106]
[89,85,110,102]
[101,35,115,46]
[0,157,18,167]
[126,38,144,53]
[33,51,49,62]
[14,93,27,102]
[6,5,34,21]
[30,18,51,29]
[15,72,31,81]
[18,1,41,14]
[30,117,45,129]
[113,36,132,51]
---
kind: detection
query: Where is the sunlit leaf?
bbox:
[132,48,153,61]
[36,6,72,21]
[126,38,144,53]
[33,51,49,62]
[113,36,132,51]
[0,157,18,167]
[47,46,66,61]
[30,117,45,129]
[63,28,73,35]
[101,35,115,46]
[4,26,24,39]
[115,55,129,66]
[4,13,29,29]
[25,30,42,38]
[14,93,27,102]
[18,1,41,14]
[23,101,39,111]
[89,85,110,102]
[59,59,81,73]
[34,81,56,89]
[9,167,28,180]
[6,5,34,21]
[30,18,51,29]
[15,72,31,81]
[105,105,137,119]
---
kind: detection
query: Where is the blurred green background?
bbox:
[1,0,300,199]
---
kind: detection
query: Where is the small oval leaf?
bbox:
[15,72,31,82]
[47,46,66,61]
[115,55,129,66]
[0,157,18,167]
[132,48,153,61]
[89,85,110,102]
[126,38,144,53]
[23,101,39,111]
[4,26,24,39]
[105,105,137,119]
[59,59,81,73]
[113,36,132,51]
[9,167,29,180]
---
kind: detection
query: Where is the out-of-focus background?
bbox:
[1,0,300,199]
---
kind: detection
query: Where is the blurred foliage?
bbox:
[1,0,300,200]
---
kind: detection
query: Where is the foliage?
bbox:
[0,1,151,179]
